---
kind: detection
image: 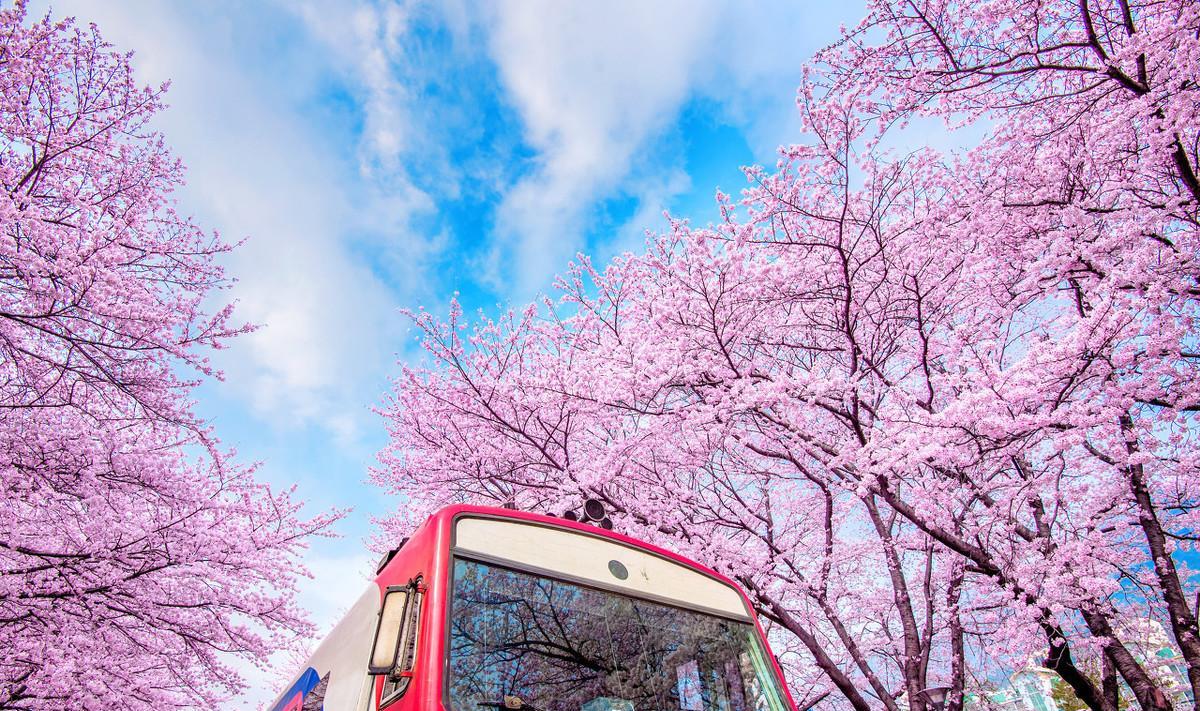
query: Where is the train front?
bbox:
[368,504,796,711]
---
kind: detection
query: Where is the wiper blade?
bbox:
[477,696,544,711]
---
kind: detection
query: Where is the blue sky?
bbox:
[31,0,864,704]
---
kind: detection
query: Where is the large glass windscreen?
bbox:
[447,558,790,711]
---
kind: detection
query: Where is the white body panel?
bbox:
[267,585,379,711]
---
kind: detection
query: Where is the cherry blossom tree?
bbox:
[377,1,1199,710]
[809,1,1200,708]
[377,114,977,711]
[0,6,333,709]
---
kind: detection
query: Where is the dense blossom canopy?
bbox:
[378,1,1200,710]
[0,7,333,709]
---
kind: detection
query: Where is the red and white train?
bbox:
[269,503,795,711]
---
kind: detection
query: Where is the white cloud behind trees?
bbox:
[290,0,860,297]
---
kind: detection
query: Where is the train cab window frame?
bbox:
[443,557,789,711]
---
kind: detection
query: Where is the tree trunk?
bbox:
[742,577,878,711]
[865,497,928,711]
[1044,620,1117,711]
[1121,415,1200,708]
[1082,609,1173,711]
[947,564,967,711]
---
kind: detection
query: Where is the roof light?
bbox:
[583,498,606,521]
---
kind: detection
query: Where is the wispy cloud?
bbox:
[479,0,840,296]
[292,0,415,179]
[480,1,715,290]
[287,0,846,301]
[35,0,444,444]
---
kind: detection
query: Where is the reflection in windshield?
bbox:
[447,558,789,711]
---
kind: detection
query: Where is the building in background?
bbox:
[965,664,1059,711]
[967,619,1192,711]
[1116,618,1194,709]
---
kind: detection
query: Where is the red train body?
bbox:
[269,504,796,711]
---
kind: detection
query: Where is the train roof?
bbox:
[391,503,747,597]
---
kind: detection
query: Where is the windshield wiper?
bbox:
[477,697,544,711]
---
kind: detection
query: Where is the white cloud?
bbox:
[481,0,715,292]
[479,0,835,296]
[32,0,439,443]
[283,0,848,301]
[292,0,415,179]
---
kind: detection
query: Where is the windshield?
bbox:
[447,557,790,711]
